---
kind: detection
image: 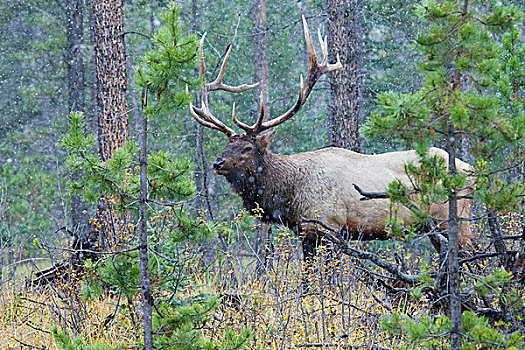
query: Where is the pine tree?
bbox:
[61,4,255,348]
[364,1,524,348]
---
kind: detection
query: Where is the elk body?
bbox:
[215,138,475,257]
[190,17,475,259]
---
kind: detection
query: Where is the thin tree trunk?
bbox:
[447,119,462,350]
[8,247,15,285]
[447,5,469,347]
[253,0,270,118]
[191,0,214,219]
[124,26,140,142]
[253,0,273,275]
[488,210,511,270]
[138,90,154,350]
[516,163,525,282]
[66,0,91,248]
[88,3,99,151]
[66,0,85,113]
[326,0,365,152]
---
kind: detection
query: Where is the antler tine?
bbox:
[190,95,235,135]
[190,33,262,136]
[232,90,266,135]
[189,33,235,136]
[232,103,252,132]
[208,44,260,93]
[251,90,266,134]
[189,103,231,134]
[303,15,318,68]
[253,15,343,133]
[318,28,327,65]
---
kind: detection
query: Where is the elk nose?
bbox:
[213,158,224,170]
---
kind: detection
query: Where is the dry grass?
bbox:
[203,228,414,349]
[10,210,525,350]
[0,284,135,349]
[0,270,406,350]
[0,232,413,349]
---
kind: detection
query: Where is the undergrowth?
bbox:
[1,212,523,349]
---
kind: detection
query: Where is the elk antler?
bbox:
[234,15,343,135]
[189,33,259,136]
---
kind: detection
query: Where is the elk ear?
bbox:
[255,129,277,151]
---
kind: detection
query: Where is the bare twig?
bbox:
[302,219,422,284]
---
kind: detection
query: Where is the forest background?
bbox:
[0,0,524,349]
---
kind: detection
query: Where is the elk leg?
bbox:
[302,229,321,262]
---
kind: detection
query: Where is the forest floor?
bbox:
[6,213,524,349]
[0,242,415,349]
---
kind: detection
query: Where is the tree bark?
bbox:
[488,210,511,270]
[92,0,129,162]
[91,0,129,247]
[191,0,214,220]
[326,0,365,152]
[447,4,470,347]
[253,0,273,275]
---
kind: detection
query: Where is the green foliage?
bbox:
[135,3,198,115]
[367,1,525,346]
[61,3,200,209]
[363,0,425,153]
[382,310,525,349]
[83,253,141,299]
[474,267,513,301]
[0,1,70,257]
[60,111,195,207]
[151,296,252,349]
[66,4,255,349]
[52,325,121,350]
[78,207,225,349]
[0,126,67,254]
[365,0,524,212]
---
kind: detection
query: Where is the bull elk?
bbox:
[190,17,475,259]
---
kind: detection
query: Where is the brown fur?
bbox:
[214,130,475,258]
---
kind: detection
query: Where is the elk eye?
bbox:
[242,146,253,154]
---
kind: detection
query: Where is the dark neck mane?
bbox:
[225,152,299,227]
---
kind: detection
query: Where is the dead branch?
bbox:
[352,183,390,201]
[302,218,422,284]
[459,250,518,265]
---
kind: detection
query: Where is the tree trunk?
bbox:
[447,4,471,347]
[515,165,525,282]
[66,0,92,250]
[253,0,270,119]
[253,0,273,275]
[138,90,154,350]
[92,0,129,161]
[191,0,214,220]
[447,119,462,350]
[91,0,129,247]
[488,210,511,270]
[326,0,364,152]
[66,0,85,113]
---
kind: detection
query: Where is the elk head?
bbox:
[189,16,342,180]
